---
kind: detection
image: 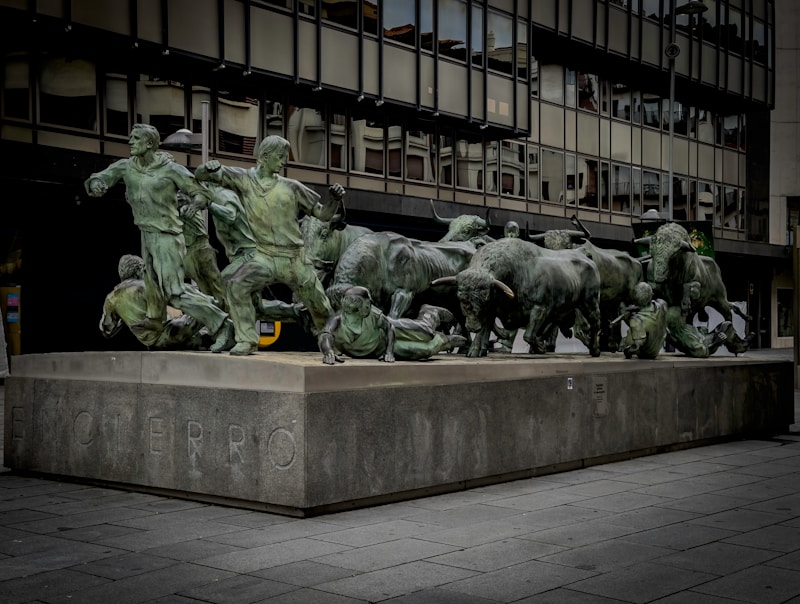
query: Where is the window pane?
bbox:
[752,19,767,63]
[516,21,528,80]
[722,114,739,149]
[578,158,599,208]
[421,0,434,51]
[673,176,689,220]
[264,98,284,139]
[329,109,346,170]
[438,0,467,61]
[642,170,660,213]
[3,53,29,120]
[723,186,740,229]
[287,103,327,167]
[530,55,539,97]
[727,8,744,55]
[364,1,378,35]
[439,131,454,186]
[642,93,660,128]
[387,119,402,178]
[612,164,631,214]
[565,69,576,108]
[455,132,484,190]
[40,57,97,131]
[406,125,436,183]
[697,109,714,143]
[501,141,526,197]
[697,181,715,221]
[565,154,576,205]
[486,141,499,193]
[217,91,259,156]
[540,65,564,104]
[577,72,599,112]
[322,0,357,30]
[632,167,642,215]
[105,73,129,136]
[612,83,632,120]
[487,10,514,75]
[384,0,416,47]
[351,117,385,175]
[527,144,540,200]
[136,75,185,141]
[642,0,659,20]
[541,149,564,204]
[191,86,211,146]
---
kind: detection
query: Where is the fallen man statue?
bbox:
[318,286,466,364]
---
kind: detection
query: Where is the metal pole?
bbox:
[201,100,210,164]
[667,0,677,222]
[201,100,210,226]
[795,225,800,388]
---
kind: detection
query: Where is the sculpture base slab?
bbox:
[4,351,793,517]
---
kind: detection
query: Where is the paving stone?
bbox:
[75,551,179,579]
[658,541,781,575]
[0,568,110,604]
[428,537,563,572]
[252,560,361,587]
[402,503,524,527]
[567,561,716,603]
[440,559,595,602]
[519,518,640,548]
[256,587,368,603]
[53,523,143,543]
[618,522,738,551]
[687,508,787,532]
[537,539,672,573]
[207,520,344,548]
[0,540,126,581]
[41,562,235,604]
[197,537,352,573]
[311,519,444,548]
[557,479,641,498]
[570,491,672,513]
[178,574,297,603]
[516,587,630,603]
[93,519,245,552]
[383,588,500,603]
[722,524,800,552]
[0,529,72,556]
[692,564,800,603]
[483,490,590,512]
[315,560,477,602]
[143,538,245,562]
[601,507,701,530]
[313,537,459,572]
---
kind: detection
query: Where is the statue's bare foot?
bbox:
[230,342,258,356]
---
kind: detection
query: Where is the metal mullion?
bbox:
[63,0,71,31]
[358,0,364,98]
[130,0,138,48]
[244,0,251,74]
[415,0,421,110]
[433,0,439,115]
[217,0,225,68]
[467,1,473,123]
[160,0,169,54]
[292,0,299,84]
[315,0,322,89]
[377,0,384,104]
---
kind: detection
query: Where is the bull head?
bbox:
[431,199,491,230]
[431,276,514,299]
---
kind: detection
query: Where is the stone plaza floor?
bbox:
[0,349,799,603]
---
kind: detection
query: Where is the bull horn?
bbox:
[493,279,515,299]
[484,207,491,229]
[564,230,588,240]
[679,240,696,253]
[633,236,652,247]
[430,199,454,225]
[431,276,458,287]
[570,214,592,239]
[528,233,547,242]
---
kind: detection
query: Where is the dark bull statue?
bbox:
[432,237,602,358]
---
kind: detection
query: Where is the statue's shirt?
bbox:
[88,152,207,236]
[216,168,320,255]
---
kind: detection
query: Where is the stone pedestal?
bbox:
[4,351,793,517]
